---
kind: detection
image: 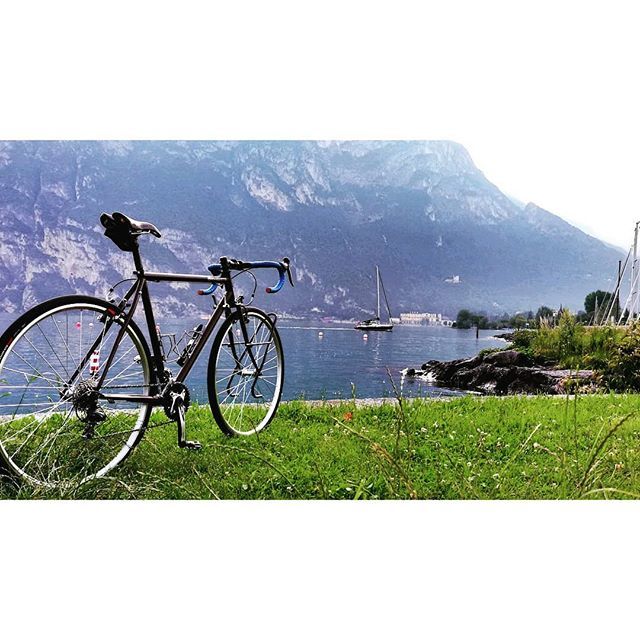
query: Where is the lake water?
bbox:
[156,318,505,401]
[0,312,505,403]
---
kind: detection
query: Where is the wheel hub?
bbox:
[67,379,107,434]
[70,379,99,410]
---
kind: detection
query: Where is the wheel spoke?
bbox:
[210,310,283,436]
[4,353,63,387]
[0,301,152,487]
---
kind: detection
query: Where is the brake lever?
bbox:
[284,258,294,287]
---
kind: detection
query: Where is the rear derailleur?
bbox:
[64,379,107,439]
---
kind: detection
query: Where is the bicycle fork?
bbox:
[227,309,274,400]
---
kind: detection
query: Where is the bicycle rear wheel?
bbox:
[0,296,154,488]
[207,307,284,436]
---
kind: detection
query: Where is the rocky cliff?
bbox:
[0,140,623,317]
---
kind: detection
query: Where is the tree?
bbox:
[535,306,555,323]
[455,309,473,329]
[584,290,614,322]
[512,313,528,329]
[471,314,489,329]
[454,309,490,329]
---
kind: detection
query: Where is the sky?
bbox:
[435,3,640,250]
[2,2,639,249]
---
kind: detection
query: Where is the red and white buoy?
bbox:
[89,350,100,375]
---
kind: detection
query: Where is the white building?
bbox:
[400,311,444,325]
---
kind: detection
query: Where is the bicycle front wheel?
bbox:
[208,307,284,436]
[0,296,154,488]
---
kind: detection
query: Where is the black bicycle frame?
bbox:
[92,248,236,406]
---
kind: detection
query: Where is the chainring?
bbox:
[163,381,191,420]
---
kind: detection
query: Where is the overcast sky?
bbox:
[429,3,640,250]
[2,2,638,249]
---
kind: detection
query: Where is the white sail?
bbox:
[355,266,393,331]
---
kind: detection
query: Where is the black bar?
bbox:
[132,242,144,274]
[142,271,227,284]
[175,301,226,383]
[100,393,164,405]
[140,279,165,378]
[97,278,145,388]
[66,317,115,389]
[66,280,141,389]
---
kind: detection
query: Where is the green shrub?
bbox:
[601,323,640,391]
[556,309,584,366]
[510,329,535,350]
[477,347,503,358]
[507,329,536,361]
[509,311,626,373]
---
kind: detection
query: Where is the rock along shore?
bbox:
[405,350,595,395]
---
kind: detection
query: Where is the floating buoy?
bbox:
[75,321,81,329]
[89,350,100,375]
[89,322,94,328]
[318,331,324,338]
[363,333,368,340]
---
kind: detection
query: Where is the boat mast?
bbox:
[376,265,381,319]
[633,221,640,320]
[379,271,392,322]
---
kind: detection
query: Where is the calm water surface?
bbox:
[157,318,505,401]
[0,313,505,403]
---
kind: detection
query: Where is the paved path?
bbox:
[289,396,460,407]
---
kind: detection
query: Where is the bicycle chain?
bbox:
[87,417,175,441]
[96,383,193,432]
[145,418,175,431]
[101,384,157,389]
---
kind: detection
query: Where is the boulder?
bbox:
[493,332,516,342]
[415,349,595,395]
[482,349,532,367]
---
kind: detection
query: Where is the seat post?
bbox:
[132,239,144,274]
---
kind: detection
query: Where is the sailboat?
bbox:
[355,266,394,332]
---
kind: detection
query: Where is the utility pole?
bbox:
[616,259,622,322]
[375,264,380,320]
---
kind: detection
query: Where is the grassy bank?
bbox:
[511,317,626,369]
[3,393,640,499]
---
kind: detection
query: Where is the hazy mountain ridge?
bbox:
[0,140,623,318]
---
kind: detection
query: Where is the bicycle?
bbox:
[0,212,294,488]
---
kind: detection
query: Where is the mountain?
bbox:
[0,140,623,318]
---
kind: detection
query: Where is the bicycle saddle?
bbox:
[102,212,162,237]
[100,212,161,251]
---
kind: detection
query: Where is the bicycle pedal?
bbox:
[180,440,202,450]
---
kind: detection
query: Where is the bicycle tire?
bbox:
[207,307,284,436]
[0,295,155,488]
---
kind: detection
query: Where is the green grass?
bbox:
[4,393,640,499]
